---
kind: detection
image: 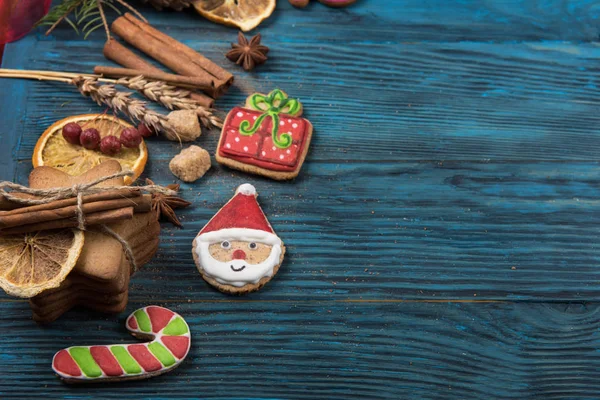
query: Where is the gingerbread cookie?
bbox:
[24,162,160,323]
[52,306,190,383]
[192,184,285,294]
[215,89,313,180]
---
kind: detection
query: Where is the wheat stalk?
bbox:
[72,76,180,140]
[117,75,223,129]
[0,68,223,134]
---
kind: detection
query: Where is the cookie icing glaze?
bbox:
[194,228,283,287]
[52,306,190,383]
[216,89,313,180]
[193,184,285,290]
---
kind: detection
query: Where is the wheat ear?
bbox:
[71,76,181,140]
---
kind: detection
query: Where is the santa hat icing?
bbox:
[197,184,281,245]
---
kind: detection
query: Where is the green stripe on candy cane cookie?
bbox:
[52,306,191,383]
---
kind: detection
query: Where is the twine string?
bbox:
[95,224,138,273]
[0,170,176,273]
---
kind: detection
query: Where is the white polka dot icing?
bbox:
[218,90,312,176]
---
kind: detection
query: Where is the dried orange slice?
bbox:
[0,229,84,298]
[33,114,147,185]
[193,0,276,32]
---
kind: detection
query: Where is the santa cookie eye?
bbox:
[248,242,257,250]
[221,241,231,249]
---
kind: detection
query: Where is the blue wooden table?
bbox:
[1,1,600,398]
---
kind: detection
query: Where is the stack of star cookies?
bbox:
[23,161,160,323]
[29,212,160,323]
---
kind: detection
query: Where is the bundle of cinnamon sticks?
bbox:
[0,189,151,235]
[100,13,234,108]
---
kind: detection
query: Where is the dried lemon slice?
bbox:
[0,229,84,298]
[193,0,276,32]
[32,114,147,185]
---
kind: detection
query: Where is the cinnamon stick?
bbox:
[0,207,134,235]
[0,189,141,215]
[123,13,233,87]
[111,18,209,79]
[103,39,214,108]
[111,15,231,98]
[103,39,160,72]
[94,66,215,91]
[0,195,151,229]
[0,195,15,211]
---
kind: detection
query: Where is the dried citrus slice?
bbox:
[0,229,84,298]
[32,114,148,185]
[193,0,276,32]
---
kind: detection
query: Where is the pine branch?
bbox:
[37,0,83,33]
[35,0,143,39]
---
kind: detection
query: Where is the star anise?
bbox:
[226,32,269,71]
[146,179,192,227]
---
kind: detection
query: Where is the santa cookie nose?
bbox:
[233,249,246,260]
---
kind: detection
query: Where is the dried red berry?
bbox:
[120,127,142,148]
[100,135,122,156]
[137,123,153,138]
[62,122,82,145]
[80,128,101,150]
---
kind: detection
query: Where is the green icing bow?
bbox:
[239,89,302,149]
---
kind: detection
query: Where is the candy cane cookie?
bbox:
[52,306,191,383]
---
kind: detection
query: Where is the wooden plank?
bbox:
[0,301,599,399]
[43,0,600,43]
[0,1,599,398]
[0,35,38,182]
[5,39,600,163]
[6,159,598,301]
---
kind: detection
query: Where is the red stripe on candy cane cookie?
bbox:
[53,349,82,377]
[147,306,175,333]
[127,315,138,330]
[128,344,163,372]
[161,336,191,360]
[90,346,123,376]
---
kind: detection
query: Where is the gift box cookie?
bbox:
[216,89,313,180]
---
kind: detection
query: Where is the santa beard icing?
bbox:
[194,228,283,287]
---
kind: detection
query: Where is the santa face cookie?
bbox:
[216,89,313,181]
[192,184,285,294]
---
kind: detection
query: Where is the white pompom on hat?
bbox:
[236,183,257,196]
